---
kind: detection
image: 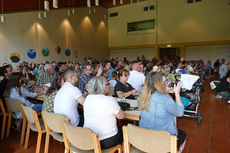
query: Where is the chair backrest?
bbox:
[63,121,95,151]
[5,98,21,113]
[20,104,35,124]
[124,124,177,153]
[42,111,66,133]
[0,99,6,115]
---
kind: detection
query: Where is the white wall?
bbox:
[0,7,108,66]
[110,48,154,60]
[108,0,155,47]
[108,0,230,47]
[185,45,230,64]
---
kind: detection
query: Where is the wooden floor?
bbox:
[0,78,230,153]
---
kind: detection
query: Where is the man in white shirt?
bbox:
[127,62,146,95]
[54,68,85,126]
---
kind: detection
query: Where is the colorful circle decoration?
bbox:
[55,46,61,54]
[42,48,49,57]
[65,49,71,56]
[10,53,20,63]
[27,49,36,59]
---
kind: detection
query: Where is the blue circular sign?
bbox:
[27,49,36,59]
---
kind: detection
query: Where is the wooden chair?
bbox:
[0,99,9,140]
[41,111,67,153]
[61,121,122,153]
[20,104,46,153]
[123,124,177,153]
[5,98,27,145]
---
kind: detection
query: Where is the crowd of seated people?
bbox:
[0,56,229,152]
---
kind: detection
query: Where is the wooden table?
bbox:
[114,98,140,121]
[34,95,45,101]
[34,96,141,121]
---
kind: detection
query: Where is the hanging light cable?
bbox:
[1,0,5,23]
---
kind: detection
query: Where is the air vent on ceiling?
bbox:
[109,12,118,17]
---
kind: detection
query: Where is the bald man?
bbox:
[127,62,145,95]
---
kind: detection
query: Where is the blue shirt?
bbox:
[9,87,37,108]
[140,92,184,135]
[108,68,114,79]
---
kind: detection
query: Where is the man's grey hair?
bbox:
[86,76,106,94]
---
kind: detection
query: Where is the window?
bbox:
[187,0,193,3]
[127,19,155,34]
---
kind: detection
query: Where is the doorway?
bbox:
[159,47,180,60]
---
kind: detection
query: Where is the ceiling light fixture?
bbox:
[44,0,50,11]
[130,0,133,5]
[38,0,42,19]
[38,12,42,19]
[95,0,99,6]
[72,9,75,15]
[1,15,5,23]
[68,10,71,16]
[53,0,58,8]
[1,0,5,23]
[120,0,123,4]
[87,0,91,7]
[113,0,116,6]
[72,0,75,15]
[43,12,47,18]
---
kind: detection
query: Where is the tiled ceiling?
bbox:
[0,0,147,13]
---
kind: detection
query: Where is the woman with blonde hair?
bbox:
[139,72,186,153]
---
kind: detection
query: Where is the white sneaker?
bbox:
[228,100,230,104]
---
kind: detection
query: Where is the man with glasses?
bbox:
[54,68,85,127]
[78,64,102,93]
